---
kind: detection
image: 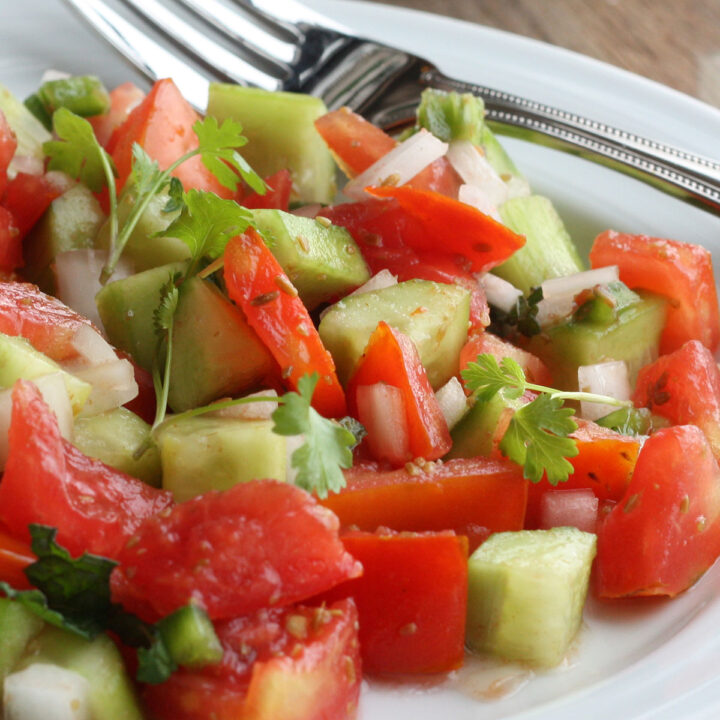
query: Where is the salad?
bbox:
[0,56,718,720]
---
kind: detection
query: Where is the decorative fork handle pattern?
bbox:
[426,69,720,213]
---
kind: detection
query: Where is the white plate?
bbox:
[3,1,720,719]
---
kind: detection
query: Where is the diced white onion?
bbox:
[505,175,532,199]
[577,361,631,421]
[209,389,279,421]
[349,269,398,297]
[434,377,468,430]
[343,129,448,200]
[355,383,409,465]
[0,374,73,470]
[539,489,598,534]
[8,155,44,177]
[44,171,76,195]
[458,184,502,222]
[290,204,323,218]
[4,663,91,720]
[536,266,620,327]
[285,433,306,485]
[69,324,117,365]
[72,359,138,417]
[40,69,72,83]
[448,140,508,208]
[477,272,522,313]
[54,249,133,332]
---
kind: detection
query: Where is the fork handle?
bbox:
[425,69,720,215]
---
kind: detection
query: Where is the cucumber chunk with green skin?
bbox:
[525,290,666,391]
[157,605,223,669]
[253,209,370,310]
[37,76,110,117]
[94,180,187,272]
[207,84,336,203]
[494,195,585,294]
[24,184,106,293]
[480,125,524,182]
[0,599,44,683]
[466,527,597,667]
[0,84,51,165]
[157,416,286,502]
[23,93,53,131]
[0,333,91,414]
[73,408,162,487]
[446,392,524,460]
[318,279,470,389]
[17,626,143,720]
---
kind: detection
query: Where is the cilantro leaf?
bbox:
[163,189,253,268]
[136,637,177,685]
[131,143,166,197]
[489,286,543,339]
[338,416,367,451]
[500,393,578,484]
[193,116,266,193]
[272,374,355,498]
[44,108,115,193]
[164,177,185,213]
[461,353,526,401]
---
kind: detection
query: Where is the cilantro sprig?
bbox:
[462,353,632,484]
[0,525,211,684]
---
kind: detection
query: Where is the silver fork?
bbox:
[63,0,720,215]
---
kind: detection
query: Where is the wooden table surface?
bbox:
[364,0,720,109]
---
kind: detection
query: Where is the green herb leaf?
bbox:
[163,189,253,267]
[500,393,579,484]
[43,108,115,193]
[338,416,367,451]
[131,143,166,197]
[193,116,266,193]
[461,353,526,402]
[272,374,354,498]
[489,286,543,339]
[136,637,178,685]
[164,177,185,213]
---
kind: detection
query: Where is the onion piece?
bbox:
[350,269,398,297]
[458,184,502,222]
[577,361,631,421]
[73,358,138,417]
[290,204,323,218]
[343,129,448,200]
[434,377,468,430]
[208,389,279,421]
[539,489,598,533]
[355,382,409,465]
[69,324,117,365]
[448,140,508,207]
[40,69,72,84]
[8,155,44,177]
[536,266,620,327]
[0,374,73,470]
[477,272,522,313]
[54,249,133,332]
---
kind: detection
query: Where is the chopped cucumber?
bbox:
[157,605,223,669]
[37,75,110,117]
[0,600,44,684]
[0,85,51,166]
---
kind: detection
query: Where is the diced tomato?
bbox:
[89,81,146,148]
[109,78,231,198]
[459,331,552,387]
[223,229,346,418]
[348,321,451,464]
[112,480,362,621]
[633,339,720,459]
[0,380,173,559]
[319,530,467,675]
[0,281,93,361]
[0,525,34,589]
[590,230,720,354]
[2,172,63,239]
[118,350,156,424]
[524,419,639,529]
[0,109,17,197]
[321,457,528,552]
[366,185,524,273]
[0,207,21,273]
[143,599,361,720]
[239,168,292,211]
[596,425,720,597]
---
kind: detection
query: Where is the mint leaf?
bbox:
[272,374,354,498]
[44,108,115,192]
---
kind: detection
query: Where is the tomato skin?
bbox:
[112,480,362,621]
[596,425,720,597]
[590,230,720,354]
[143,599,361,720]
[0,206,21,273]
[223,229,346,418]
[321,457,527,552]
[240,169,292,211]
[459,331,552,387]
[524,419,640,529]
[89,81,145,148]
[633,340,720,459]
[0,380,173,559]
[109,78,231,198]
[0,525,33,589]
[319,530,468,675]
[3,172,62,239]
[366,186,524,273]
[0,109,17,197]
[348,322,451,464]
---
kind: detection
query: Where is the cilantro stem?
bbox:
[98,149,118,261]
[524,384,633,409]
